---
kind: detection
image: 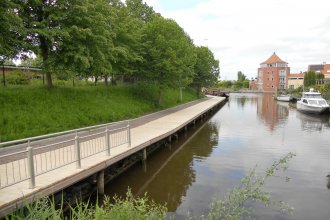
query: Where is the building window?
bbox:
[289,85,294,89]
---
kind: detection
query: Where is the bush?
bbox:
[6,72,30,85]
[323,80,330,100]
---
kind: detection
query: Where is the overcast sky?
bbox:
[144,0,330,80]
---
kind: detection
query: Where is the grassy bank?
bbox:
[0,84,199,142]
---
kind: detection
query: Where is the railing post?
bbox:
[127,122,131,148]
[27,141,35,189]
[75,132,81,168]
[106,127,110,156]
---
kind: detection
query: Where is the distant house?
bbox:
[257,52,290,93]
[288,73,304,89]
[249,78,258,90]
[308,62,330,80]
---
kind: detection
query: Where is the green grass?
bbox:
[0,83,199,142]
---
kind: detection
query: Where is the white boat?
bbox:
[274,94,292,102]
[296,88,329,114]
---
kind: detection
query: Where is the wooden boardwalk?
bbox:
[0,96,226,217]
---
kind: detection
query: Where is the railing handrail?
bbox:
[0,120,129,147]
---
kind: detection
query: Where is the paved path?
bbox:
[0,96,226,217]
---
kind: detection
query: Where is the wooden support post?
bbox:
[142,148,147,161]
[97,170,105,196]
[142,160,147,173]
[168,135,172,143]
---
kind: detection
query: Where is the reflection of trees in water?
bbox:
[192,122,219,158]
[237,96,247,108]
[327,174,330,189]
[140,121,219,211]
[297,113,330,132]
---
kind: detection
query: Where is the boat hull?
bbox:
[275,96,291,102]
[296,102,329,114]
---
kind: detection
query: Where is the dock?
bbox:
[0,96,226,217]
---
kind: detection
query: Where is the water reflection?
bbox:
[237,95,247,108]
[257,94,289,130]
[103,94,330,220]
[104,121,219,211]
[296,112,330,132]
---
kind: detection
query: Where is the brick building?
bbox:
[257,52,290,93]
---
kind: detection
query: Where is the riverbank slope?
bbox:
[0,85,200,142]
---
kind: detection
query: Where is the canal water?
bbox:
[104,93,330,220]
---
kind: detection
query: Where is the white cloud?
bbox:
[144,0,330,79]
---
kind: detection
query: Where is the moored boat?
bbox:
[274,94,292,102]
[296,88,329,114]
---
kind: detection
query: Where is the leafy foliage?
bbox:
[140,16,197,105]
[0,0,25,63]
[237,71,246,82]
[193,46,219,95]
[303,71,316,87]
[323,80,330,100]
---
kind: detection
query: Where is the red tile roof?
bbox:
[261,52,287,64]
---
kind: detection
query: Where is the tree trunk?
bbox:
[104,75,109,86]
[40,36,53,88]
[111,73,116,86]
[45,71,53,88]
[2,64,5,86]
[94,76,98,86]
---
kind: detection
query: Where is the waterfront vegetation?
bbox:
[7,153,295,220]
[0,0,220,142]
[1,0,219,104]
[0,83,199,142]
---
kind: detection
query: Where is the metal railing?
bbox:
[0,122,131,189]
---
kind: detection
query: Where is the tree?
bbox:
[19,56,42,67]
[304,71,316,87]
[9,0,115,87]
[243,79,249,88]
[0,0,25,65]
[237,71,246,82]
[10,0,75,87]
[126,0,157,23]
[108,0,144,85]
[55,0,114,85]
[193,46,220,95]
[323,80,330,100]
[316,72,325,85]
[140,16,196,106]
